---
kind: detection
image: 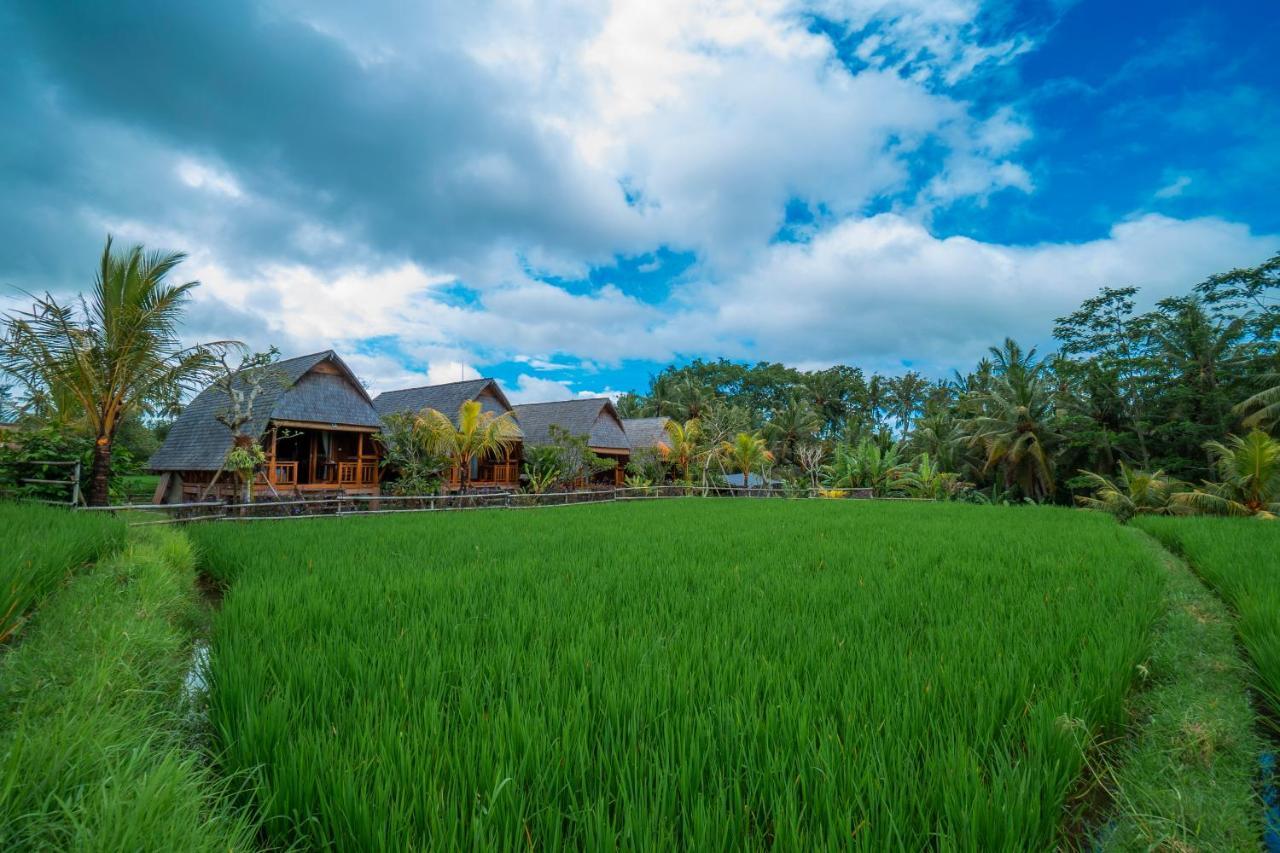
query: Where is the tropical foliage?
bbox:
[414,399,520,492]
[0,237,234,504]
[616,252,1280,511]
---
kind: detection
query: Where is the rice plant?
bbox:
[1137,516,1280,723]
[194,500,1163,850]
[0,502,125,643]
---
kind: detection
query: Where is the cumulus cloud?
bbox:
[1,0,1272,388]
[670,212,1276,373]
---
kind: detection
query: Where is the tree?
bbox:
[203,348,283,503]
[0,236,232,505]
[964,367,1060,502]
[378,411,449,495]
[718,432,772,489]
[763,394,819,468]
[795,443,826,492]
[1236,370,1280,430]
[414,399,520,492]
[1174,430,1280,518]
[886,371,929,437]
[823,438,914,496]
[662,417,701,484]
[1075,463,1182,522]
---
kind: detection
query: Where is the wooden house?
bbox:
[149,351,383,503]
[514,399,631,486]
[373,378,522,490]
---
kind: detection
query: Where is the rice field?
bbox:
[192,500,1164,850]
[0,502,125,643]
[1137,516,1280,722]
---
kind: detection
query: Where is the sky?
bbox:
[2,0,1278,402]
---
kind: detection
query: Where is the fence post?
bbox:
[70,461,82,507]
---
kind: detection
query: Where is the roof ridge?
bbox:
[374,377,491,397]
[515,397,609,407]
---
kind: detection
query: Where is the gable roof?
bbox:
[372,378,519,429]
[513,398,630,451]
[149,350,381,471]
[621,417,671,451]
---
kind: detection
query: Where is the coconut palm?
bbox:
[662,417,700,484]
[415,399,521,492]
[764,394,819,467]
[824,438,915,496]
[886,371,929,437]
[1076,463,1183,522]
[1236,370,1280,430]
[1174,430,1280,518]
[719,432,772,490]
[0,236,232,505]
[964,372,1061,501]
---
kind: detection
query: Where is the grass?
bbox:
[193,500,1164,850]
[115,473,161,503]
[0,501,125,643]
[0,521,256,850]
[1091,529,1263,850]
[1136,516,1280,726]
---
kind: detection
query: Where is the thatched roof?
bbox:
[621,417,671,451]
[372,379,521,434]
[513,398,630,451]
[149,351,381,471]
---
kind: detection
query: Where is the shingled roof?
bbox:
[621,417,671,451]
[149,351,381,472]
[372,379,520,434]
[513,399,630,451]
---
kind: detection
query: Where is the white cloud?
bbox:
[175,158,244,199]
[668,212,1276,374]
[1154,174,1192,199]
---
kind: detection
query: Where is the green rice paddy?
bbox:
[0,502,124,642]
[1137,516,1280,724]
[193,501,1164,850]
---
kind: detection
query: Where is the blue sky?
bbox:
[2,0,1277,401]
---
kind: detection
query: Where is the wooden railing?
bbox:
[270,461,298,486]
[446,461,520,488]
[338,461,379,486]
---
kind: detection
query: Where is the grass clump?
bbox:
[1091,530,1263,850]
[1137,516,1280,724]
[0,501,124,643]
[0,524,256,851]
[194,500,1163,850]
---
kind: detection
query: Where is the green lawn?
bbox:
[192,500,1166,850]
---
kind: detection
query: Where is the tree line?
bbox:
[615,253,1280,515]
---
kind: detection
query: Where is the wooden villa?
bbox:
[514,399,631,486]
[373,378,523,490]
[149,351,384,503]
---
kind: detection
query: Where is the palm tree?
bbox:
[719,432,772,491]
[0,237,231,505]
[662,417,700,484]
[964,372,1061,501]
[764,394,819,467]
[414,399,521,492]
[824,438,914,496]
[1076,463,1183,522]
[1174,430,1280,518]
[1236,370,1280,430]
[887,371,929,437]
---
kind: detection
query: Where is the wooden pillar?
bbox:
[308,432,317,485]
[269,426,278,482]
[357,431,364,460]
